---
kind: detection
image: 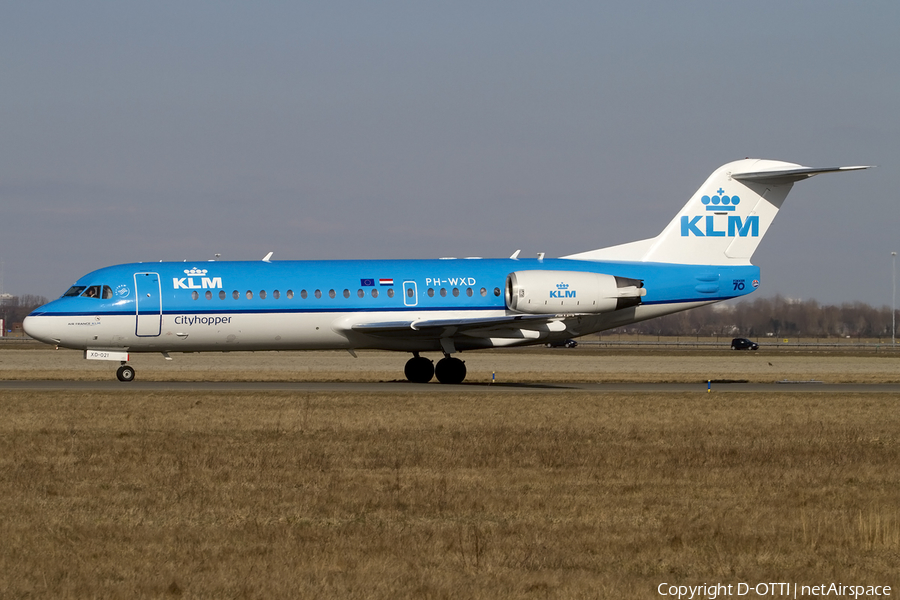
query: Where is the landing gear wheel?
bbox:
[435,357,466,384]
[404,356,435,383]
[116,365,136,382]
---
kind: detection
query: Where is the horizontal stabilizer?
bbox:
[732,165,871,185]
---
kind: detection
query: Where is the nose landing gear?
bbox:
[116,364,136,382]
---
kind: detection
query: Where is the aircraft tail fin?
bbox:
[564,159,870,265]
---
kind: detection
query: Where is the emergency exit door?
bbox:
[403,280,418,306]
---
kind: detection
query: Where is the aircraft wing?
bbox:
[349,313,569,338]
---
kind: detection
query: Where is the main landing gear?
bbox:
[404,353,467,384]
[404,354,434,383]
[116,364,136,382]
[435,355,466,384]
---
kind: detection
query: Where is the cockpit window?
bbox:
[82,285,102,299]
[63,286,87,297]
[68,285,114,299]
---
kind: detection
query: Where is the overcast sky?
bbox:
[2,2,897,305]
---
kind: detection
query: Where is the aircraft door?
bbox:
[134,272,162,336]
[403,281,418,307]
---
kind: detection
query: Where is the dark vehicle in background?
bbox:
[731,337,759,350]
[546,339,578,348]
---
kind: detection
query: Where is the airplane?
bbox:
[23,159,869,383]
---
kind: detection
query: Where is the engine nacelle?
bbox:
[505,270,645,314]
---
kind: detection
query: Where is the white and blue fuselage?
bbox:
[23,159,869,382]
[25,257,758,353]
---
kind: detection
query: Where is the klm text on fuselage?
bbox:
[680,215,759,237]
[173,277,223,290]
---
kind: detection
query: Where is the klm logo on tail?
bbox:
[681,188,759,237]
[681,215,759,237]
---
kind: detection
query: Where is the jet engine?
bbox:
[505,270,645,314]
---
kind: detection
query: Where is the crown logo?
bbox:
[556,282,569,290]
[701,188,741,212]
[184,267,208,276]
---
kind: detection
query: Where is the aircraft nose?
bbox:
[23,315,60,344]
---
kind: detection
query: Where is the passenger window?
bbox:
[406,288,414,298]
[494,287,501,296]
[371,289,379,298]
[466,288,473,297]
[387,289,394,298]
[288,290,295,299]
[233,290,240,299]
[329,289,336,299]
[480,288,487,297]
[273,290,280,299]
[343,289,350,298]
[246,291,253,299]
[357,289,365,298]
[440,288,447,297]
[452,288,459,297]
[205,290,212,300]
[260,290,267,299]
[219,291,226,300]
[315,290,322,299]
[192,291,199,300]
[427,288,435,297]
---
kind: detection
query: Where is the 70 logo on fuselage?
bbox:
[681,215,759,237]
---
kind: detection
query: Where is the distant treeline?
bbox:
[612,296,896,338]
[1,295,49,327]
[2,294,896,339]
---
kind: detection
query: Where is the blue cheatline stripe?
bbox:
[30,305,503,318]
[32,297,727,319]
[642,296,738,305]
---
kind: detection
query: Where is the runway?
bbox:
[3,380,900,393]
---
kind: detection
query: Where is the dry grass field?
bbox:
[0,348,898,598]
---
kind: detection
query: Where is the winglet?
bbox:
[262,251,274,263]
